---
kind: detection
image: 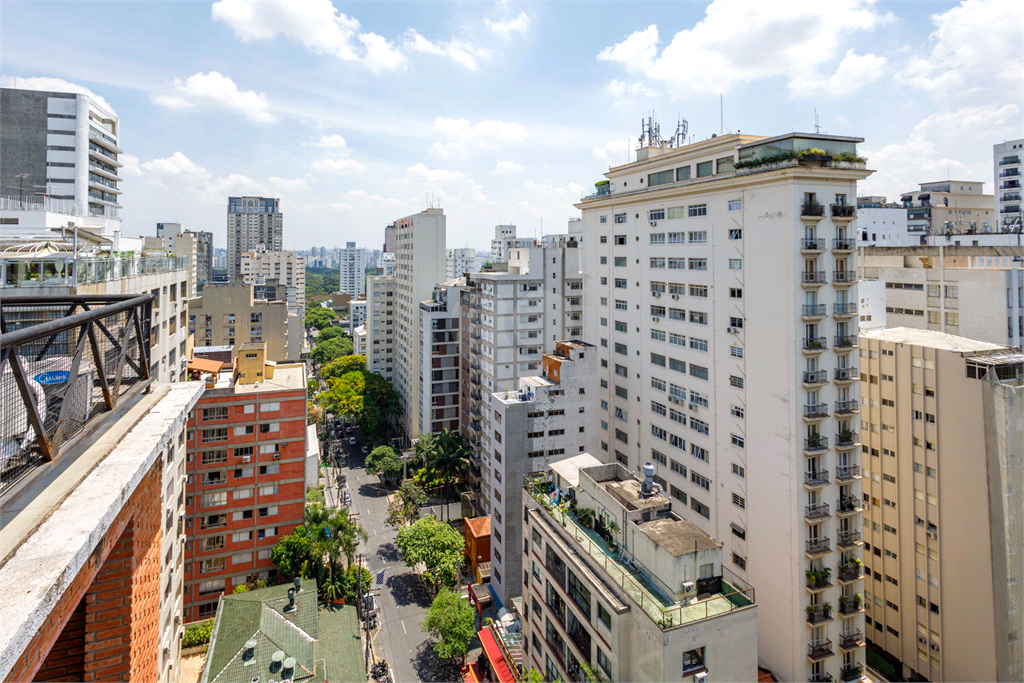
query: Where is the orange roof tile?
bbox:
[465,516,491,539]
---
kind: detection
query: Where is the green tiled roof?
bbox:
[201,580,364,683]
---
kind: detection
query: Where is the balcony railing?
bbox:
[839,630,864,649]
[803,369,828,384]
[831,205,856,218]
[838,596,864,615]
[1,254,189,289]
[840,664,863,682]
[802,271,827,285]
[837,564,862,583]
[1000,157,1021,166]
[806,603,832,622]
[804,403,829,419]
[808,639,834,660]
[834,367,858,381]
[805,471,830,487]
[803,337,827,351]
[833,302,857,315]
[801,238,826,251]
[833,237,856,250]
[836,465,860,481]
[805,503,830,520]
[801,201,825,217]
[833,271,857,284]
[837,495,862,514]
[804,436,829,452]
[834,335,858,349]
[835,400,859,414]
[802,304,827,318]
[0,294,153,492]
[835,432,858,448]
[837,530,862,548]
[806,537,831,556]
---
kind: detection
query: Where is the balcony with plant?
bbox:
[805,566,832,589]
[837,559,863,583]
[806,602,833,624]
[838,593,864,615]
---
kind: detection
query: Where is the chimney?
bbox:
[285,588,295,612]
[293,576,302,592]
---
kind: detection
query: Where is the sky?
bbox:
[2,0,1021,252]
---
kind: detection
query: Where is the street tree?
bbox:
[322,355,367,380]
[366,446,403,482]
[305,307,336,330]
[312,335,353,364]
[395,516,464,588]
[386,480,427,529]
[421,588,476,661]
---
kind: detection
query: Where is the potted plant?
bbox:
[805,605,819,619]
[604,519,619,550]
[838,596,848,608]
[853,593,863,607]
[578,508,595,529]
[853,557,864,568]
[822,602,833,615]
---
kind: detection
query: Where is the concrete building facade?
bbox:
[188,284,299,361]
[394,208,447,438]
[339,241,366,298]
[487,341,597,604]
[227,197,282,284]
[522,459,758,683]
[577,131,870,682]
[900,181,995,237]
[447,247,478,280]
[239,249,306,303]
[858,328,1024,681]
[461,243,584,516]
[183,343,307,622]
[417,279,464,437]
[995,139,1023,231]
[366,275,397,382]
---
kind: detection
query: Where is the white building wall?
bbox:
[366,276,396,382]
[995,139,1024,231]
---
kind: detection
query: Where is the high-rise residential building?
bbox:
[227,197,282,283]
[182,342,307,622]
[239,249,306,303]
[188,284,301,361]
[383,223,397,254]
[339,241,365,298]
[194,230,214,287]
[0,85,123,233]
[379,252,396,276]
[490,223,537,263]
[0,294,202,683]
[447,247,479,279]
[577,130,871,682]
[461,242,584,516]
[487,341,597,604]
[521,458,758,682]
[995,139,1023,232]
[394,208,447,438]
[900,181,995,236]
[156,222,199,293]
[417,279,464,437]
[366,275,397,381]
[0,235,191,384]
[858,328,1024,681]
[354,324,367,356]
[858,245,1024,347]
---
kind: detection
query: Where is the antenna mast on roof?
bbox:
[815,108,820,134]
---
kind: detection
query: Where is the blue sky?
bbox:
[2,0,1021,251]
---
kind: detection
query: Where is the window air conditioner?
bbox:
[926,530,938,539]
[918,636,928,645]
[930,642,940,652]
[273,453,280,459]
[727,327,739,333]
[672,294,680,299]
[669,396,682,405]
[689,403,699,411]
[650,220,658,226]
[652,317,660,322]
[653,292,661,298]
[694,673,708,683]
[242,455,251,463]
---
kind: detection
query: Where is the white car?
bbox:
[348,436,357,446]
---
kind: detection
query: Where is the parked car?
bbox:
[348,436,357,446]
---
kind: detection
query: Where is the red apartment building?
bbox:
[183,342,308,622]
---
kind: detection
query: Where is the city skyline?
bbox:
[2,0,1019,251]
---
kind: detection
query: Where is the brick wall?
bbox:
[5,459,162,683]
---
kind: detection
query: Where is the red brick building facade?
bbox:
[183,344,307,622]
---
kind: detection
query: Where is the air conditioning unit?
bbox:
[242,455,251,463]
[273,453,280,459]
[918,636,928,646]
[926,529,938,539]
[930,642,940,652]
[650,220,658,226]
[653,292,661,298]
[694,672,708,683]
[726,327,738,333]
[652,317,660,322]
[672,294,680,300]
[669,396,682,405]
[689,403,700,411]
[681,580,695,594]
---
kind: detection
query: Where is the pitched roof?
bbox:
[465,516,491,539]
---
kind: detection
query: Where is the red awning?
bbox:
[478,628,516,683]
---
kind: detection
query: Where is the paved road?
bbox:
[332,439,464,683]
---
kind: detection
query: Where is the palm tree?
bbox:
[413,433,438,471]
[429,429,471,520]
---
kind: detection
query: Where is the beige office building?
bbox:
[188,284,299,361]
[901,181,995,236]
[239,249,305,303]
[859,328,1023,681]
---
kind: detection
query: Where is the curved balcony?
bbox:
[802,303,827,320]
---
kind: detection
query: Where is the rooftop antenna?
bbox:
[815,108,820,134]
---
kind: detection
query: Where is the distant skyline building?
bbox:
[995,139,1023,231]
[0,85,123,233]
[227,196,282,283]
[900,181,995,236]
[339,241,365,298]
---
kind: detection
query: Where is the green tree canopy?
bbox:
[305,306,337,330]
[271,526,318,579]
[395,517,464,588]
[421,588,476,661]
[366,445,403,481]
[387,480,427,529]
[317,326,347,343]
[322,355,367,380]
[312,335,353,364]
[318,370,365,420]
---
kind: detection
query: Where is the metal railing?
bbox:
[806,604,832,622]
[839,631,864,650]
[836,465,861,481]
[835,400,859,414]
[840,665,863,682]
[837,496,862,514]
[801,238,825,251]
[804,403,829,419]
[802,304,827,317]
[804,436,829,452]
[838,596,864,615]
[802,271,827,284]
[833,271,857,283]
[838,530,862,548]
[805,503,830,520]
[834,335,858,349]
[805,471,830,487]
[801,201,825,217]
[803,369,828,384]
[803,336,827,350]
[833,302,857,315]
[831,205,856,218]
[834,367,858,381]
[835,432,858,448]
[833,237,856,250]
[1,294,153,492]
[1,255,188,288]
[808,639,834,659]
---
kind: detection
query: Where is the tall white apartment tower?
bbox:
[339,241,366,298]
[417,279,464,437]
[394,208,447,437]
[994,139,1023,231]
[0,85,123,233]
[577,130,871,682]
[366,275,397,381]
[227,196,282,283]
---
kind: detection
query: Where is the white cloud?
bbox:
[518,180,586,217]
[859,104,1022,199]
[899,0,1024,97]
[0,76,117,115]
[125,151,271,201]
[429,117,528,158]
[494,161,524,174]
[485,11,531,39]
[268,177,310,192]
[136,152,213,186]
[593,138,631,167]
[404,163,466,184]
[211,0,405,73]
[604,79,659,101]
[788,49,886,97]
[597,0,893,98]
[404,30,493,70]
[311,158,368,174]
[152,72,276,122]
[313,134,348,148]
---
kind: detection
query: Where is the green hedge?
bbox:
[867,648,902,681]
[182,619,214,648]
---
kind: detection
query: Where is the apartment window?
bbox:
[203,407,228,421]
[676,165,692,182]
[650,233,666,244]
[691,472,710,491]
[651,305,666,318]
[690,365,709,380]
[691,498,710,519]
[731,405,744,418]
[690,417,709,435]
[668,231,685,243]
[614,278,627,289]
[729,258,743,270]
[651,353,666,367]
[650,257,666,268]
[732,493,746,509]
[202,428,228,443]
[651,377,666,391]
[651,329,666,341]
[600,235,607,242]
[688,258,707,271]
[946,312,959,326]
[691,444,708,462]
[728,199,742,211]
[689,311,707,324]
[614,256,627,267]
[669,308,685,320]
[669,333,686,347]
[601,277,607,285]
[614,343,627,355]
[615,321,628,332]
[615,299,627,310]
[651,425,667,441]
[688,204,708,217]
[730,375,744,388]
[731,434,745,448]
[615,386,628,399]
[616,451,628,466]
